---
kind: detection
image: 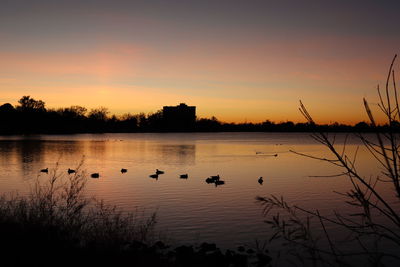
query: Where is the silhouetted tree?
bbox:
[196,116,222,131]
[0,103,17,133]
[147,110,164,130]
[63,105,87,118]
[136,113,148,129]
[118,113,139,131]
[17,95,46,112]
[88,107,109,121]
[0,103,15,113]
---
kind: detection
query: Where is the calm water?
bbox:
[0,132,390,249]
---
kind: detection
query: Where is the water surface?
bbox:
[0,132,389,248]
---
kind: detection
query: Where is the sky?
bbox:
[0,0,399,124]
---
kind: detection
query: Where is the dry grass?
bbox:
[0,162,157,266]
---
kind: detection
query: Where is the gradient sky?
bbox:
[1,0,399,124]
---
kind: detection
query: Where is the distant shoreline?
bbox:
[0,127,392,136]
[0,96,392,135]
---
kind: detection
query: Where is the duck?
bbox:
[40,168,48,173]
[121,168,128,173]
[180,174,188,179]
[210,175,220,181]
[215,180,225,186]
[91,173,100,178]
[156,169,164,175]
[258,177,263,185]
[149,174,159,179]
[205,177,214,184]
[67,168,76,174]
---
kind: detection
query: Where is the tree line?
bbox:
[0,95,385,134]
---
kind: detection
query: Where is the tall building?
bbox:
[163,103,196,131]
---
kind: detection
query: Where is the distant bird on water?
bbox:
[258,177,263,185]
[180,174,188,179]
[40,168,48,173]
[215,180,225,186]
[149,174,159,180]
[205,175,225,187]
[210,175,220,181]
[91,173,100,178]
[205,177,214,184]
[156,169,164,175]
[67,168,76,174]
[121,168,128,173]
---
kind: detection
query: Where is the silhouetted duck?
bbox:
[274,154,278,157]
[210,175,220,181]
[67,168,76,174]
[258,177,263,185]
[40,168,48,173]
[149,174,158,179]
[215,180,225,186]
[205,177,214,184]
[91,173,100,178]
[180,174,188,179]
[121,168,128,173]
[156,169,164,175]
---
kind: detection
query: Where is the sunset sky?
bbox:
[1,0,399,124]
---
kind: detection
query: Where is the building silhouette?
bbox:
[163,103,196,131]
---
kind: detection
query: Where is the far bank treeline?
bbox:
[0,96,381,134]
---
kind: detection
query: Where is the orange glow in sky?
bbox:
[0,1,399,124]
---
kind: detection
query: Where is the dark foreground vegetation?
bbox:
[0,164,271,267]
[0,95,389,134]
[257,55,400,266]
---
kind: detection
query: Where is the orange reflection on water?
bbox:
[0,133,395,248]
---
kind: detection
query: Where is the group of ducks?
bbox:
[149,169,189,180]
[41,167,100,178]
[40,167,185,180]
[205,175,226,186]
[149,169,164,179]
[41,167,264,185]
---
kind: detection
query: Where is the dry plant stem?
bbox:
[0,161,158,251]
[299,99,400,227]
[257,195,400,263]
[258,55,400,266]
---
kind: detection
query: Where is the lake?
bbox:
[0,132,390,249]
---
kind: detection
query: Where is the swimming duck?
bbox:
[210,175,220,181]
[215,180,225,186]
[156,169,164,175]
[149,174,159,179]
[205,177,214,184]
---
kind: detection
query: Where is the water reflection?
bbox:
[157,144,196,165]
[2,140,47,176]
[0,140,84,178]
[87,140,107,158]
[0,133,387,250]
